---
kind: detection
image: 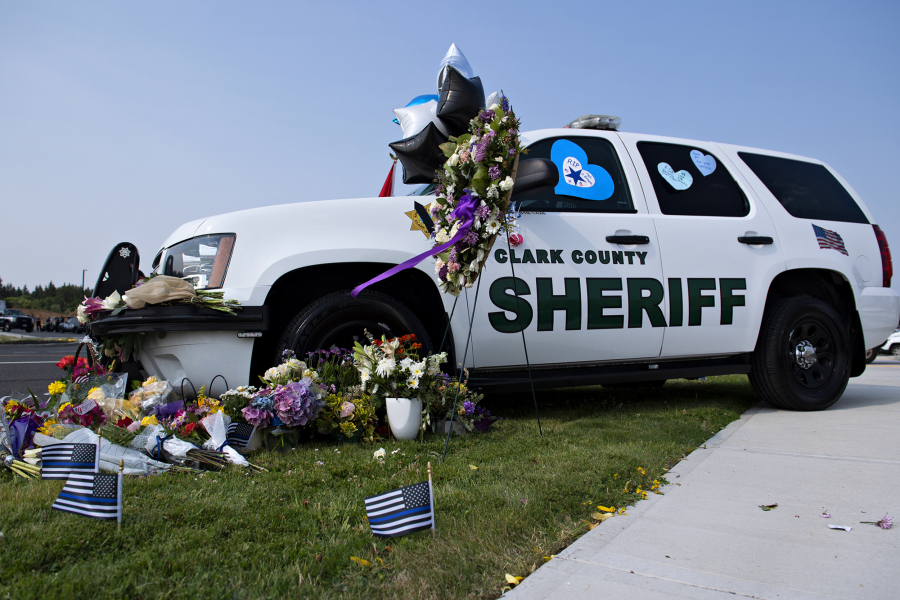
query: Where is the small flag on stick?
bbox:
[226,422,255,449]
[52,471,122,522]
[41,443,99,480]
[365,478,435,538]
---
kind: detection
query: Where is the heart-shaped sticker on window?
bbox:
[658,163,693,190]
[550,139,615,201]
[689,150,716,176]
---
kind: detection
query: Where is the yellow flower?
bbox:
[88,387,106,401]
[597,505,615,513]
[143,376,158,385]
[141,415,159,426]
[58,402,72,414]
[37,418,59,435]
[48,381,66,395]
[637,467,646,475]
[4,400,20,410]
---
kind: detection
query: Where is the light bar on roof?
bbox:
[566,114,621,131]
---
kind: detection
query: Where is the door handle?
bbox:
[606,235,650,245]
[738,236,774,245]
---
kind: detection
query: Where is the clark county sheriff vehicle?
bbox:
[91,119,900,411]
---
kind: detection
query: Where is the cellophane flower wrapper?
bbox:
[136,424,196,465]
[62,427,169,475]
[86,373,134,421]
[129,379,175,415]
[201,412,249,467]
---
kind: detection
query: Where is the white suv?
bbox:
[92,126,900,411]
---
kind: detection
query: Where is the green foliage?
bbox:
[1,280,91,314]
[317,393,378,444]
[0,376,756,599]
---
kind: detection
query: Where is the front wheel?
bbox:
[275,291,434,365]
[865,348,878,364]
[749,296,850,411]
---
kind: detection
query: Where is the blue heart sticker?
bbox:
[551,139,615,201]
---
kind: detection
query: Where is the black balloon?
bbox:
[436,66,485,137]
[511,158,559,201]
[94,242,141,300]
[389,122,449,185]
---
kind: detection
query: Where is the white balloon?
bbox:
[437,43,475,90]
[486,91,501,109]
[392,100,449,139]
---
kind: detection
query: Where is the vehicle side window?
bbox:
[517,137,635,213]
[738,152,868,224]
[637,142,748,217]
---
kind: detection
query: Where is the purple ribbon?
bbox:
[351,194,479,298]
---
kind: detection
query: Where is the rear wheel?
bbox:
[891,345,900,357]
[275,291,434,364]
[749,296,850,411]
[865,348,878,363]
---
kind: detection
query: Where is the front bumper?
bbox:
[90,305,269,393]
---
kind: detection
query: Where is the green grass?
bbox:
[0,376,757,599]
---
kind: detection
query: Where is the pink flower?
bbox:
[81,297,105,317]
[339,401,355,418]
[447,262,460,273]
[127,421,141,433]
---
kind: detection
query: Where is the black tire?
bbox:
[275,291,434,364]
[865,348,878,363]
[25,326,33,333]
[2,322,9,332]
[891,345,900,357]
[749,296,850,411]
[603,380,667,389]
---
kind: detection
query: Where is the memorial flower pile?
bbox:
[430,95,522,295]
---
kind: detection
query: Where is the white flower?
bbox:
[496,157,503,162]
[487,185,499,199]
[373,448,385,460]
[447,153,459,167]
[399,357,414,372]
[489,103,500,110]
[500,176,514,192]
[435,228,449,244]
[485,218,501,235]
[469,261,479,273]
[502,116,509,123]
[101,291,121,311]
[264,366,280,381]
[359,369,371,383]
[447,184,455,195]
[76,305,88,324]
[477,248,485,263]
[458,273,466,285]
[473,217,481,231]
[376,357,396,377]
[407,377,420,389]
[449,222,460,238]
[409,361,425,378]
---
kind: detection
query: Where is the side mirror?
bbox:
[510,158,558,202]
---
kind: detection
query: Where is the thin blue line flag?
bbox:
[41,443,99,480]
[52,472,122,522]
[364,481,434,538]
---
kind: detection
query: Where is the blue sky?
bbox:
[1,0,899,293]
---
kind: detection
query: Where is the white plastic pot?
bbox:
[385,397,422,440]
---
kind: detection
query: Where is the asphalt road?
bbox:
[0,342,79,400]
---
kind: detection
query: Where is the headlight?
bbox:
[161,234,235,290]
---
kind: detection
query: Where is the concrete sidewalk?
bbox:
[508,364,900,600]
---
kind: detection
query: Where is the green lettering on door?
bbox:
[612,251,624,265]
[627,278,666,328]
[536,249,550,264]
[537,278,581,331]
[586,278,623,329]
[494,249,508,264]
[687,278,716,326]
[668,278,683,327]
[719,278,747,325]
[488,277,533,333]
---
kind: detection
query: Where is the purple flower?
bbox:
[82,297,105,317]
[273,380,319,427]
[448,246,457,262]
[463,229,479,247]
[879,514,893,529]
[508,148,516,156]
[489,165,501,180]
[475,204,490,219]
[479,109,495,123]
[242,406,272,428]
[501,95,509,111]
[462,401,475,415]
[438,264,449,281]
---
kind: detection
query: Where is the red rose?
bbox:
[56,356,75,370]
[116,417,133,428]
[184,422,199,435]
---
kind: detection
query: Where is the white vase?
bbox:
[385,397,422,440]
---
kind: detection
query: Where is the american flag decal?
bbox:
[812,224,848,256]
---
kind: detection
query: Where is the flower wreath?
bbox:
[429,95,522,296]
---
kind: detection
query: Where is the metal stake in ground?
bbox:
[441,275,483,462]
[504,231,543,436]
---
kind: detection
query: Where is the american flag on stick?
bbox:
[365,463,435,538]
[226,422,255,449]
[812,224,848,256]
[41,443,99,480]
[52,472,122,522]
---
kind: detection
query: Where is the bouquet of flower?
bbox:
[316,392,378,444]
[306,347,360,394]
[421,370,498,433]
[353,332,447,401]
[429,94,522,295]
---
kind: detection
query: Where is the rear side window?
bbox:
[517,137,635,213]
[738,152,868,224]
[637,142,748,217]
